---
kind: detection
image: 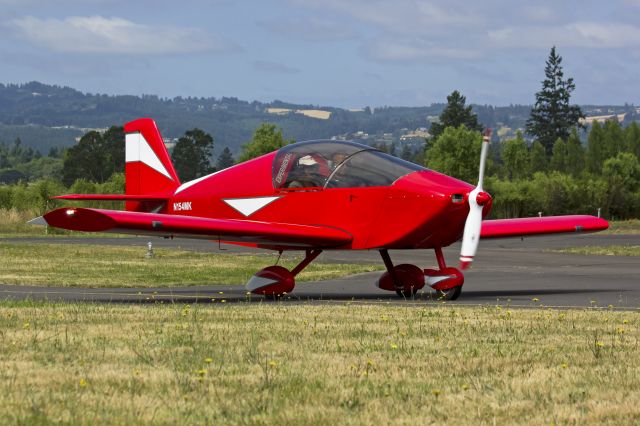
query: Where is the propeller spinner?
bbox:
[459,128,492,270]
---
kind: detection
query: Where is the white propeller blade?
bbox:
[460,129,492,270]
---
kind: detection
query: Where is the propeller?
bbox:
[460,128,492,270]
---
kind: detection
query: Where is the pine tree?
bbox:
[625,121,640,157]
[216,147,235,170]
[529,141,548,173]
[586,121,606,174]
[501,131,530,180]
[429,90,483,139]
[550,138,567,172]
[602,119,625,160]
[526,47,584,155]
[565,128,585,177]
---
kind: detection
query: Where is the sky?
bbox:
[1,0,639,108]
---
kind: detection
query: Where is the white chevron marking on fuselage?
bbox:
[223,196,281,217]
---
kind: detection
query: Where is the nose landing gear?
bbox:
[376,247,464,300]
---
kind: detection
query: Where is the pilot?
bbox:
[287,156,323,188]
[329,152,348,170]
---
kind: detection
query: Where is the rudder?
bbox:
[124,118,180,211]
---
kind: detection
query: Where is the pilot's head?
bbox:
[332,152,347,166]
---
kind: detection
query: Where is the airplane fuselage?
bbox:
[162,151,483,250]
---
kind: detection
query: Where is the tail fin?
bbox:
[124,118,180,211]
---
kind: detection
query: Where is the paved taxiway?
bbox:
[1,233,638,309]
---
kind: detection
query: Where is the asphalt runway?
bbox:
[1,233,639,309]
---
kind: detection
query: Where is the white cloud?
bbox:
[289,0,479,35]
[362,37,479,62]
[520,5,557,22]
[253,60,300,74]
[258,16,357,42]
[9,15,239,54]
[489,22,640,49]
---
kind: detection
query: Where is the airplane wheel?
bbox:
[393,264,425,298]
[434,285,462,301]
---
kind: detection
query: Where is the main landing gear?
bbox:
[246,249,322,296]
[376,247,464,300]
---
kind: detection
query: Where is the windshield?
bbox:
[273,140,425,190]
[325,150,425,188]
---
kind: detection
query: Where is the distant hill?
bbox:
[0,81,636,154]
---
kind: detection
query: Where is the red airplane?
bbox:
[32,118,609,300]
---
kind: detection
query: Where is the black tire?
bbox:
[434,285,462,301]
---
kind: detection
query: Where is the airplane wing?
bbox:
[52,194,170,201]
[480,215,608,239]
[36,207,352,248]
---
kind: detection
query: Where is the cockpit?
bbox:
[272,140,426,190]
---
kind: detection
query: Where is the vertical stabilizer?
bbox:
[124,118,180,211]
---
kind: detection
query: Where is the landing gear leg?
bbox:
[378,249,425,298]
[291,249,323,277]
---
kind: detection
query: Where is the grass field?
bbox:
[0,243,383,287]
[605,219,640,234]
[551,245,640,256]
[0,302,637,424]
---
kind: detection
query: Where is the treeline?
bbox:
[0,173,125,215]
[486,120,640,219]
[425,48,640,220]
[426,119,640,220]
[0,137,63,184]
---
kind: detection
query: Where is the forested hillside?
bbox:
[3,81,635,155]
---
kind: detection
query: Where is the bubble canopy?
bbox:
[272,140,426,190]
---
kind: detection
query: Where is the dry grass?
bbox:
[0,208,114,238]
[0,302,638,424]
[0,242,383,287]
[0,208,44,236]
[605,219,640,235]
[551,245,640,256]
[297,109,332,119]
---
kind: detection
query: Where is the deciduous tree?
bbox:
[238,123,293,162]
[425,125,482,184]
[62,126,124,186]
[171,128,214,182]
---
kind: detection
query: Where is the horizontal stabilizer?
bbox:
[40,207,353,248]
[481,215,608,239]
